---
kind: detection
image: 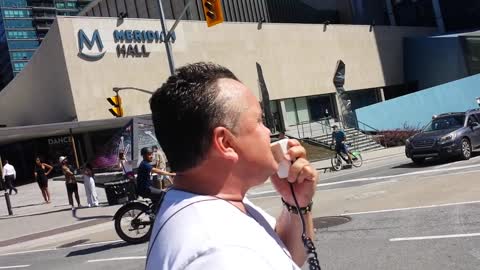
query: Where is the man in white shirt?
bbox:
[2,160,18,195]
[147,62,318,269]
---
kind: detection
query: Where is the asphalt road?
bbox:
[0,240,148,270]
[2,200,479,270]
[248,151,480,197]
[2,151,480,269]
[310,202,480,270]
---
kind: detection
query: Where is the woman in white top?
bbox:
[82,163,99,207]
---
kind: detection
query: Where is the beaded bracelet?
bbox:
[281,197,313,215]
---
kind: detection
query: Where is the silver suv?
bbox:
[405,109,480,164]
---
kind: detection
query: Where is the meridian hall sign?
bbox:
[78,29,176,60]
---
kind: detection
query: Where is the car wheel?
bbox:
[460,138,472,160]
[411,157,425,164]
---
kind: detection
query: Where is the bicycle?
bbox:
[113,196,162,244]
[113,174,174,244]
[330,144,363,171]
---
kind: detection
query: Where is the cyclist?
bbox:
[331,125,353,164]
[137,147,175,201]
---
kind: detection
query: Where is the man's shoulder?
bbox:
[139,160,152,169]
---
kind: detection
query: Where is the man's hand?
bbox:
[270,139,318,207]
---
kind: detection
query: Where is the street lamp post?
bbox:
[157,0,175,75]
[156,0,196,76]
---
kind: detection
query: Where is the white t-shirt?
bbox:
[146,190,301,270]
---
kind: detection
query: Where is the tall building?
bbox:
[78,0,339,24]
[0,0,91,90]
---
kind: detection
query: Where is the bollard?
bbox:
[4,192,13,215]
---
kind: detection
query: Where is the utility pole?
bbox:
[157,0,175,75]
[156,0,223,75]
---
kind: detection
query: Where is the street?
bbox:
[1,148,480,269]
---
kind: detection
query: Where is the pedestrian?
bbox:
[82,163,99,207]
[59,156,81,210]
[146,62,318,269]
[2,160,18,195]
[34,157,53,203]
[152,145,172,189]
[118,151,134,181]
[136,147,175,199]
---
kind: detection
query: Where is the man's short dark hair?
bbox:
[150,62,240,172]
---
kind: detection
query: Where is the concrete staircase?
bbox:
[285,121,385,152]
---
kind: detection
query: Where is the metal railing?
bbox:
[295,117,334,139]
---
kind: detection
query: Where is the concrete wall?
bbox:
[1,16,434,125]
[404,35,468,90]
[355,74,480,131]
[0,21,75,126]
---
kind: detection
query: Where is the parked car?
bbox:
[405,109,480,164]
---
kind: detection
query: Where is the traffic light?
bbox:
[107,95,124,117]
[202,0,224,27]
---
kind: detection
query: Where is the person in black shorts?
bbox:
[59,156,81,210]
[34,157,53,203]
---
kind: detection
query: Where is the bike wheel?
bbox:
[351,152,363,167]
[331,155,342,171]
[114,203,153,244]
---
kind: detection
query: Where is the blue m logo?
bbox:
[78,29,106,59]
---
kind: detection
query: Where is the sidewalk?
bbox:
[311,146,405,170]
[0,179,121,247]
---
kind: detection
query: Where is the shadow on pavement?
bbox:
[12,202,46,209]
[72,209,113,221]
[66,241,130,257]
[0,207,71,219]
[391,157,460,169]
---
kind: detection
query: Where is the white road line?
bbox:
[319,163,480,187]
[87,256,146,263]
[249,163,480,197]
[343,200,480,216]
[0,265,30,269]
[434,161,463,169]
[390,232,480,242]
[0,248,57,257]
[436,155,480,169]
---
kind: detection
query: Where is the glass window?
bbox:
[56,3,66,8]
[3,9,32,18]
[12,61,27,72]
[464,37,480,76]
[1,0,28,8]
[284,99,298,126]
[424,115,466,131]
[10,51,34,60]
[4,19,34,28]
[8,40,39,49]
[467,115,479,125]
[295,97,310,123]
[66,2,77,8]
[7,30,36,39]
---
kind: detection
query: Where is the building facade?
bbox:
[0,16,433,128]
[79,0,339,24]
[0,0,91,90]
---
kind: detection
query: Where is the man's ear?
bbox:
[212,127,239,162]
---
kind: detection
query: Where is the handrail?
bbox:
[357,120,380,132]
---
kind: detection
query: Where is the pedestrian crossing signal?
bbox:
[107,95,124,117]
[202,0,224,27]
